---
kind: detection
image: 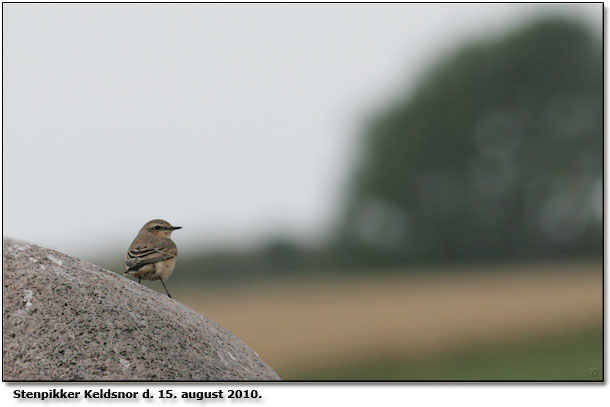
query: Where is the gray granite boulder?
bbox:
[2,240,280,381]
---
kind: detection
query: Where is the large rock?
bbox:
[2,240,280,380]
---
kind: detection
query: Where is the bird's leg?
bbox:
[160,279,172,298]
[138,278,141,285]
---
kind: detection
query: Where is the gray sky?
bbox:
[2,3,601,257]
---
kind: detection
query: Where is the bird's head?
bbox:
[140,219,182,238]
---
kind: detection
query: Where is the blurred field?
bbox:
[301,327,602,380]
[179,260,602,380]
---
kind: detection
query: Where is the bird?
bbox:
[125,219,181,298]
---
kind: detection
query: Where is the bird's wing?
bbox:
[125,240,177,271]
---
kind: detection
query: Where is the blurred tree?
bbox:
[335,17,602,266]
[106,17,602,284]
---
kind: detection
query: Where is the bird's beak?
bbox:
[171,226,182,230]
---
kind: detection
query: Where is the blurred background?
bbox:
[2,4,603,380]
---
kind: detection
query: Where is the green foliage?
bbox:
[335,17,602,266]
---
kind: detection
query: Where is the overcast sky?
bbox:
[2,3,601,257]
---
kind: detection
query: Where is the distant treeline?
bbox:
[103,17,603,283]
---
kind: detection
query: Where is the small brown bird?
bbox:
[125,219,181,298]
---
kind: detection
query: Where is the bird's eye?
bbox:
[154,226,161,230]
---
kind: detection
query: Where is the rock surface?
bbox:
[2,240,280,381]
